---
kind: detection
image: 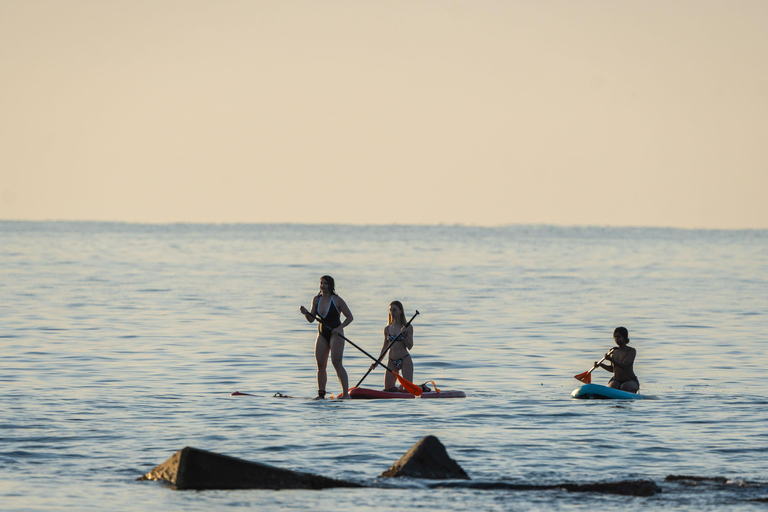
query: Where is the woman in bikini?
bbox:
[595,326,639,393]
[299,275,353,399]
[376,301,415,392]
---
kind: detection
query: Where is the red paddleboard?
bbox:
[349,387,466,399]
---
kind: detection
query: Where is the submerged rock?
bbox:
[137,447,362,490]
[381,435,469,480]
[665,475,766,489]
[557,480,660,497]
[665,475,728,485]
[430,479,661,497]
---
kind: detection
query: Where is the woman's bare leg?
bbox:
[330,334,349,397]
[620,380,639,393]
[384,361,397,390]
[401,356,414,384]
[315,335,330,397]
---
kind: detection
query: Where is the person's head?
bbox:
[388,301,407,325]
[613,326,629,345]
[319,275,336,295]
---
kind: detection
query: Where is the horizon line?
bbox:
[1,218,766,233]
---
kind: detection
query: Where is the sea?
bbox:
[1,221,767,511]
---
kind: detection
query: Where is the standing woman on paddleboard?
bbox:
[376,301,418,392]
[300,275,353,400]
[595,327,639,393]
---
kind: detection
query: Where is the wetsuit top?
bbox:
[317,295,342,342]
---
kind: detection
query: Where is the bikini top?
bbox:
[386,325,406,343]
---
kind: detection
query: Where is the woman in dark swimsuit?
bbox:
[595,326,639,393]
[375,301,415,392]
[300,276,353,399]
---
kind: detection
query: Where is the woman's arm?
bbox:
[299,295,319,322]
[401,325,414,350]
[334,296,354,331]
[369,329,391,370]
[598,361,613,372]
[377,329,390,357]
[596,347,616,371]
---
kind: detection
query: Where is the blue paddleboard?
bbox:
[571,383,644,400]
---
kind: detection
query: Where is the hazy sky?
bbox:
[2,0,767,228]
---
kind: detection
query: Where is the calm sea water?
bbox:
[2,221,767,511]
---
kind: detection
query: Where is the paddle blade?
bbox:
[397,374,423,396]
[574,371,592,384]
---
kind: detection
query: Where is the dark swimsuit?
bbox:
[609,375,639,386]
[607,348,638,388]
[317,295,342,342]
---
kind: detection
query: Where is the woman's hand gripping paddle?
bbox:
[353,310,419,390]
[574,350,613,384]
[308,313,423,396]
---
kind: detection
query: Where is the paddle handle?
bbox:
[354,310,419,388]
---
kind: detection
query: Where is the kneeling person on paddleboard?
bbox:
[595,326,639,393]
[374,301,424,393]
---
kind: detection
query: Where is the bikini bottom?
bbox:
[388,353,410,370]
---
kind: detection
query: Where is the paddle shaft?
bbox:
[588,355,608,375]
[353,310,419,388]
[311,314,390,368]
[577,349,614,378]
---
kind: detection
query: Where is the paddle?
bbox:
[309,313,423,396]
[353,310,419,389]
[574,349,614,384]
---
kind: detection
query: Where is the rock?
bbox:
[137,447,362,490]
[381,435,469,480]
[665,475,728,485]
[429,479,661,497]
[558,480,660,497]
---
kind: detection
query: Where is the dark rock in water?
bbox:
[665,475,728,485]
[429,479,660,497]
[558,480,660,497]
[137,447,362,490]
[665,475,766,490]
[381,435,469,480]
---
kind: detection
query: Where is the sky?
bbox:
[1,0,767,229]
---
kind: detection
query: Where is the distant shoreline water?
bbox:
[3,218,766,234]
